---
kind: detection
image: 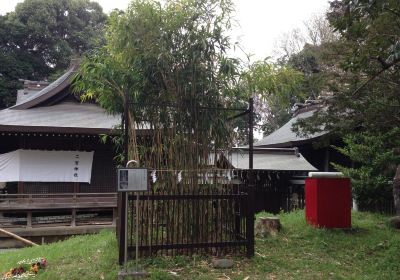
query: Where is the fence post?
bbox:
[246,97,255,258]
[118,88,129,265]
[234,191,241,239]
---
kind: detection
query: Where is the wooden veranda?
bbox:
[0,193,117,248]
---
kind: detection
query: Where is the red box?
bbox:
[305,177,351,228]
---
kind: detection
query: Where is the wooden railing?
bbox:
[0,193,118,229]
[0,193,117,210]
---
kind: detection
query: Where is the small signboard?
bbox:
[118,168,148,192]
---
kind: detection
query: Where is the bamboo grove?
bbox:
[73,0,251,255]
[74,0,243,172]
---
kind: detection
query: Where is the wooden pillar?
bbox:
[71,209,76,227]
[18,181,24,194]
[112,208,117,226]
[73,183,79,193]
[27,211,32,228]
[324,147,330,172]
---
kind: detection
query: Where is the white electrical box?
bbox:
[117,168,148,192]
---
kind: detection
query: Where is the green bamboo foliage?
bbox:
[74,0,241,173]
[73,0,245,254]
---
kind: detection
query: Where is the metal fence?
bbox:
[123,170,254,258]
[247,171,306,214]
[358,199,396,215]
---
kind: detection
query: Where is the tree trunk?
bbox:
[255,217,281,237]
[393,165,400,215]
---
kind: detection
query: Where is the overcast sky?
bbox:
[0,0,329,61]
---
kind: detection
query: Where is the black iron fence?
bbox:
[121,170,312,260]
[123,170,254,258]
[251,170,396,216]
[358,199,396,215]
[243,171,306,214]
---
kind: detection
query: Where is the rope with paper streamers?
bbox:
[148,169,239,184]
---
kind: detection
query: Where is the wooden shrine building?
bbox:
[254,101,350,172]
[0,61,145,247]
[222,147,317,213]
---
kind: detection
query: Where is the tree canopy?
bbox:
[0,0,106,108]
[296,0,400,135]
[291,0,400,209]
[257,13,341,140]
[238,60,305,136]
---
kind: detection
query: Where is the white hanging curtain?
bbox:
[0,149,94,183]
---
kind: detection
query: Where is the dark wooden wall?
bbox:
[298,140,352,172]
[0,133,117,193]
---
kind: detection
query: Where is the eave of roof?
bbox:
[0,125,116,135]
[229,148,317,171]
[0,102,152,135]
[254,109,327,148]
[10,63,79,110]
[0,102,121,134]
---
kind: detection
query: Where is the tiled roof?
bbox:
[11,64,79,110]
[229,148,317,171]
[0,102,121,134]
[254,109,327,148]
[0,60,128,134]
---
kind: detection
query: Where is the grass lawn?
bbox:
[1,210,399,279]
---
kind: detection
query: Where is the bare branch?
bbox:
[352,61,400,96]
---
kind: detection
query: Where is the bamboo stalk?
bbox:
[0,228,39,247]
